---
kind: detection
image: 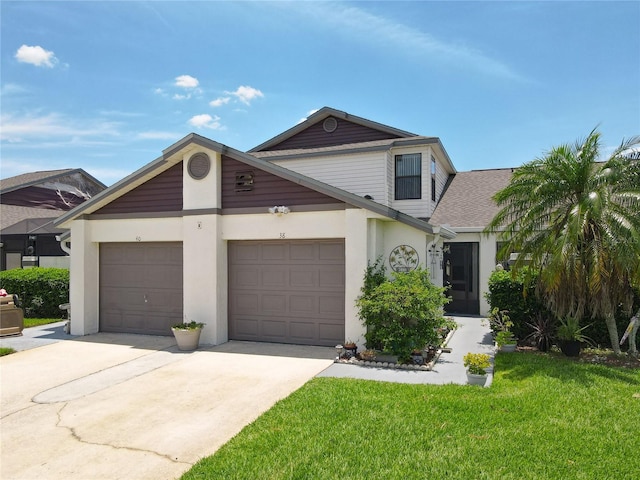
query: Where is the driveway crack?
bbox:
[55,403,192,466]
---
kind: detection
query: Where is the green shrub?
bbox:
[357,267,450,363]
[0,268,69,318]
[485,267,546,341]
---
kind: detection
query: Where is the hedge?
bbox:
[485,267,639,350]
[0,268,69,318]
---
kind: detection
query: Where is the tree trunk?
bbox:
[627,309,639,357]
[604,313,621,355]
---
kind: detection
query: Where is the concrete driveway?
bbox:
[1,333,334,480]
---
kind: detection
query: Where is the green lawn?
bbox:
[182,353,639,480]
[0,347,16,356]
[24,318,64,328]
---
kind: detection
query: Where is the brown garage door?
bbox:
[228,239,345,346]
[100,242,183,335]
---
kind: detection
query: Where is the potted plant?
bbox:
[343,340,357,358]
[463,352,491,386]
[495,330,517,352]
[171,321,205,351]
[411,348,425,365]
[359,349,377,362]
[556,317,591,357]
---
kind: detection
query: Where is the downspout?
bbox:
[56,235,72,255]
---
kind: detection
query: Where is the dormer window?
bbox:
[395,153,421,200]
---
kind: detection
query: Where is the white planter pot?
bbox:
[172,328,202,351]
[466,371,488,386]
[498,343,517,353]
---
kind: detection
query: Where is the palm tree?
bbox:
[485,129,640,355]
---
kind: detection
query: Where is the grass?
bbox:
[0,347,16,356]
[24,318,63,328]
[182,352,640,480]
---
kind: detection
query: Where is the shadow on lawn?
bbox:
[497,351,640,386]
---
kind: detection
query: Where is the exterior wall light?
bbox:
[268,206,290,215]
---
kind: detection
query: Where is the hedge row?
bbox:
[485,267,639,349]
[0,268,69,318]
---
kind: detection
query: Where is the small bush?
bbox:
[485,267,547,341]
[0,268,69,318]
[357,267,450,362]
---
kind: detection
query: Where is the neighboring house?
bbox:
[54,134,456,346]
[0,169,106,270]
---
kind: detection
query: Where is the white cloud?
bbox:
[283,3,524,82]
[15,45,58,68]
[210,97,231,108]
[188,114,222,130]
[173,93,191,100]
[154,88,165,95]
[226,86,264,105]
[175,75,199,88]
[0,112,120,143]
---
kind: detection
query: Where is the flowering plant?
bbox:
[463,352,491,375]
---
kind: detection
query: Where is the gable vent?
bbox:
[323,117,338,133]
[187,152,211,180]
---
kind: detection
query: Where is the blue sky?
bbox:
[2,1,639,185]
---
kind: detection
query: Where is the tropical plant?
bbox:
[463,352,491,375]
[495,330,516,347]
[556,317,592,343]
[485,129,640,356]
[487,307,512,335]
[525,313,556,352]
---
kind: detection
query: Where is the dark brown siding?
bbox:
[221,156,343,209]
[262,118,402,151]
[95,163,183,214]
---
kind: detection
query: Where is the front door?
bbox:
[443,242,479,315]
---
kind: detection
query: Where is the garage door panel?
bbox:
[229,239,345,346]
[319,295,344,315]
[319,242,345,261]
[289,321,315,341]
[290,269,316,288]
[100,242,183,335]
[262,294,287,313]
[234,318,259,338]
[262,268,287,287]
[234,268,259,287]
[261,319,287,338]
[319,269,345,288]
[289,295,316,313]
[290,243,315,260]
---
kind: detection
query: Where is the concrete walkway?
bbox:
[317,316,495,385]
[0,321,76,352]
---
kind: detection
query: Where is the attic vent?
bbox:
[187,152,211,180]
[235,171,254,192]
[323,117,338,133]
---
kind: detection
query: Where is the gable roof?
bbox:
[55,133,455,239]
[248,107,417,153]
[429,168,514,229]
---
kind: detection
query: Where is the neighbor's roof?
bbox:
[0,204,64,234]
[55,133,456,239]
[0,169,76,193]
[430,168,514,229]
